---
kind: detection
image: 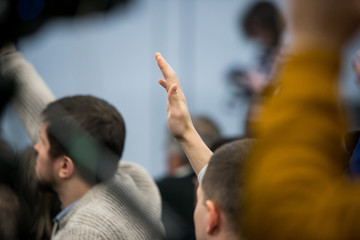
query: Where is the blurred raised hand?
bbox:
[155,52,195,141]
[155,53,213,174]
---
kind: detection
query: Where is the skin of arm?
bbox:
[155,52,213,175]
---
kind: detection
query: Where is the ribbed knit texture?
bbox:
[0,52,55,142]
[53,162,164,240]
[0,52,165,239]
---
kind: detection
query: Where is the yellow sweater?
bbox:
[243,50,360,239]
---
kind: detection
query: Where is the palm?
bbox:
[155,53,193,140]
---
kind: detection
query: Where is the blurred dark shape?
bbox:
[157,116,221,240]
[157,138,196,240]
[0,0,132,46]
[344,130,360,176]
[0,146,61,240]
[17,147,61,240]
[227,1,284,102]
[0,52,60,239]
[192,116,221,149]
[0,69,25,239]
[227,68,253,99]
[225,1,285,136]
[242,1,284,48]
[0,184,21,240]
[210,136,245,152]
[0,63,17,191]
[0,140,17,188]
[241,1,285,74]
[157,172,196,240]
[0,73,16,117]
[345,130,360,157]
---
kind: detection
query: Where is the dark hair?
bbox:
[0,0,132,47]
[42,95,126,184]
[17,147,61,240]
[242,1,284,46]
[0,185,21,240]
[202,139,255,234]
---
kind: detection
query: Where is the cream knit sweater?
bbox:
[53,161,164,240]
[0,51,165,239]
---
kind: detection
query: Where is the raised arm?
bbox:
[243,0,360,239]
[0,44,55,143]
[155,52,213,175]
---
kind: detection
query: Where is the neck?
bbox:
[215,215,241,240]
[56,177,92,208]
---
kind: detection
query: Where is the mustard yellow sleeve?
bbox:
[243,50,360,240]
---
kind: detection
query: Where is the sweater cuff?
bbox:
[197,164,208,183]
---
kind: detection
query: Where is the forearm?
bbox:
[0,52,55,143]
[177,126,213,175]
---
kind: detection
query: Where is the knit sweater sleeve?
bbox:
[0,52,55,143]
[243,51,360,239]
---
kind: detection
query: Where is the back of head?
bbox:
[42,95,126,184]
[242,1,284,46]
[202,139,255,236]
[192,116,221,148]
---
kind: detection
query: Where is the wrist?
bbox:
[176,124,196,144]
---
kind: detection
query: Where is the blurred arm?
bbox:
[243,1,360,238]
[0,47,55,143]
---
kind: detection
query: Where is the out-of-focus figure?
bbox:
[0,0,132,46]
[157,116,221,240]
[228,1,285,136]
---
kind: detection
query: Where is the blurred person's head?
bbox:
[192,116,221,148]
[194,139,255,240]
[34,95,126,192]
[166,139,189,176]
[242,1,284,47]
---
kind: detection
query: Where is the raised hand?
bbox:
[155,52,194,141]
[155,52,213,175]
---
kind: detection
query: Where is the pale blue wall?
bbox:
[3,0,359,178]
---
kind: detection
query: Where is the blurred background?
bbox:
[1,0,360,178]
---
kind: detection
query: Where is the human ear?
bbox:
[58,156,75,179]
[205,200,220,234]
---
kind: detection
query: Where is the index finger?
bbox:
[155,52,180,88]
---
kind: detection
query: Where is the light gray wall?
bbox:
[3,0,359,178]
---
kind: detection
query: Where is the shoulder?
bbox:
[116,161,160,196]
[56,163,165,239]
[64,188,164,239]
[58,197,127,239]
[117,161,150,177]
[0,51,28,75]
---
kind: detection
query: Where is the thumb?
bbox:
[168,84,178,105]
